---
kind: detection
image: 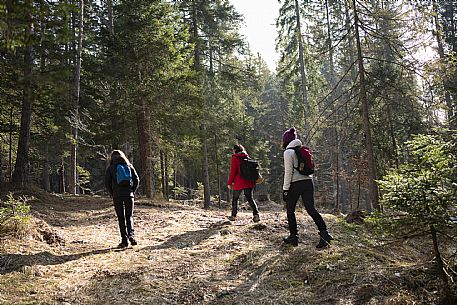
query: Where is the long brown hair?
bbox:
[233,144,246,154]
[109,150,132,166]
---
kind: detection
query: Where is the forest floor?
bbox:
[0,188,455,305]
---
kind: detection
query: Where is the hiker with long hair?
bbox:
[281,127,333,248]
[227,144,260,222]
[105,150,140,248]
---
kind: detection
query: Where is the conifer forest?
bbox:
[0,1,456,304]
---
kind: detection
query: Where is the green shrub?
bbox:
[0,192,31,236]
[172,185,187,199]
[378,130,457,230]
[378,129,457,296]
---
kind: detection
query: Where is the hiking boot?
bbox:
[228,216,236,221]
[253,214,260,223]
[319,230,333,243]
[316,238,329,249]
[117,242,128,249]
[129,238,138,246]
[283,235,299,246]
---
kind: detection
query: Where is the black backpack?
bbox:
[237,157,260,181]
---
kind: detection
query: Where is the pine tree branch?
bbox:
[363,56,433,89]
[308,85,360,141]
[316,24,355,57]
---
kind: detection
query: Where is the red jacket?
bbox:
[227,153,256,190]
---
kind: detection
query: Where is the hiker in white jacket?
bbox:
[281,127,333,248]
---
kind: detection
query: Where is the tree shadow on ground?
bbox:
[140,220,231,250]
[34,209,115,228]
[204,245,333,305]
[0,247,112,275]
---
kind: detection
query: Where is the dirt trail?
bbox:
[0,194,449,304]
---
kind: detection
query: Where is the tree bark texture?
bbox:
[107,0,114,35]
[136,96,154,198]
[201,124,211,209]
[12,5,33,186]
[430,225,451,295]
[42,143,51,191]
[69,0,84,195]
[353,0,379,211]
[294,0,310,142]
[190,1,211,208]
[433,0,456,129]
[325,0,340,211]
[160,150,169,199]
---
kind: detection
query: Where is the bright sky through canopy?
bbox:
[230,0,280,71]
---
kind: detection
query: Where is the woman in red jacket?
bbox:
[227,144,260,222]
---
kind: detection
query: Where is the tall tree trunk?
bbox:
[9,107,13,182]
[59,158,66,193]
[294,0,310,142]
[340,0,355,213]
[107,0,114,35]
[12,4,33,186]
[42,144,51,191]
[201,124,211,209]
[160,150,169,199]
[40,8,50,192]
[325,0,340,211]
[432,0,455,129]
[136,96,153,198]
[353,0,379,211]
[214,134,221,208]
[430,225,451,295]
[69,0,84,195]
[386,102,399,169]
[164,153,169,198]
[191,2,211,208]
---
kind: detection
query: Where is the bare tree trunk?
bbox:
[432,0,455,129]
[42,144,51,191]
[164,153,169,198]
[59,158,66,193]
[325,0,340,211]
[160,150,165,197]
[386,102,399,169]
[340,0,356,213]
[294,0,310,142]
[191,2,211,208]
[39,9,50,192]
[160,150,169,199]
[136,96,153,198]
[214,134,221,208]
[69,0,84,195]
[430,225,451,295]
[107,0,114,35]
[12,3,33,186]
[201,124,211,209]
[9,107,13,182]
[353,0,379,211]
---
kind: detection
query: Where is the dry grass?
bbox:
[0,190,455,305]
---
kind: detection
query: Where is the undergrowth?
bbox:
[0,192,31,237]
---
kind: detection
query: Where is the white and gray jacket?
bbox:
[283,139,312,191]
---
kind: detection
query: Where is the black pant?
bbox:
[113,196,135,242]
[286,179,326,236]
[231,188,259,217]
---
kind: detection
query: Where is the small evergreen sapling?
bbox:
[378,130,457,298]
[0,192,31,236]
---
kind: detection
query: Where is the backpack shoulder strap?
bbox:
[286,146,301,153]
[286,146,302,172]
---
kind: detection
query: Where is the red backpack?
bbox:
[288,146,315,175]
